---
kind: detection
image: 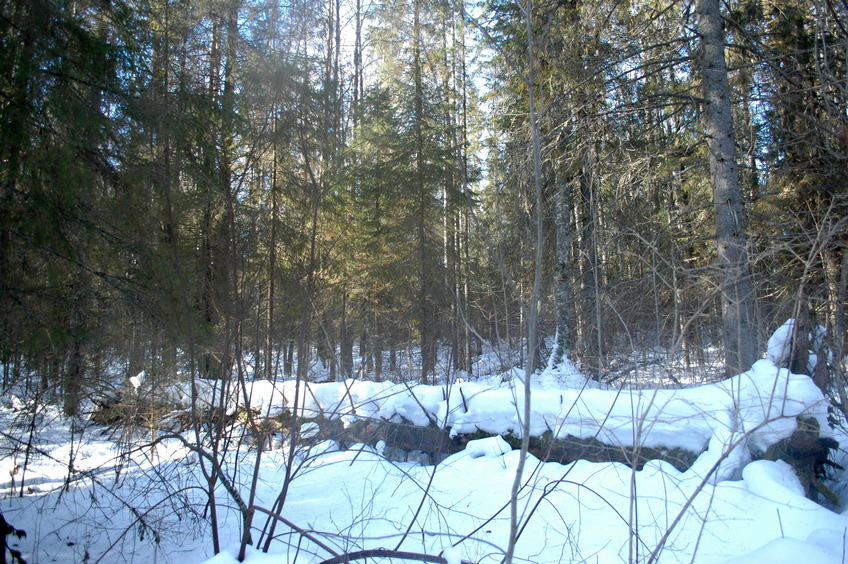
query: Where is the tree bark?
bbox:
[265,119,278,381]
[554,165,572,366]
[413,0,434,383]
[697,0,758,378]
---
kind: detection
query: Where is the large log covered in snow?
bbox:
[304,416,700,471]
[296,413,837,505]
[232,352,837,501]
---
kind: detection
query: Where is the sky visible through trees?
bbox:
[1,0,846,396]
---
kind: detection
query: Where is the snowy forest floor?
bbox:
[3,331,848,563]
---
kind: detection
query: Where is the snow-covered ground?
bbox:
[2,325,848,563]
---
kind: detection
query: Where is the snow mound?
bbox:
[743,459,806,502]
[767,318,795,366]
[443,436,512,466]
[721,530,847,564]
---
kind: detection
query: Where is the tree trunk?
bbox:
[374,311,383,381]
[697,0,758,378]
[284,340,294,377]
[340,292,353,378]
[389,338,397,374]
[265,113,279,381]
[554,164,572,366]
[578,145,600,374]
[63,282,85,417]
[413,0,432,384]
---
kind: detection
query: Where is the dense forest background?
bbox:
[1,0,847,416]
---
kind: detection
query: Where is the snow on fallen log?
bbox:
[238,357,830,483]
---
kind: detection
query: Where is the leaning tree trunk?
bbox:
[697,0,758,378]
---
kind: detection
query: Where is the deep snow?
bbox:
[2,323,848,563]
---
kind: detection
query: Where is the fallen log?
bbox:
[528,431,698,472]
[301,414,840,498]
[311,417,462,456]
[303,416,700,472]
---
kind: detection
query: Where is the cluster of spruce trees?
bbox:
[0,0,846,416]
